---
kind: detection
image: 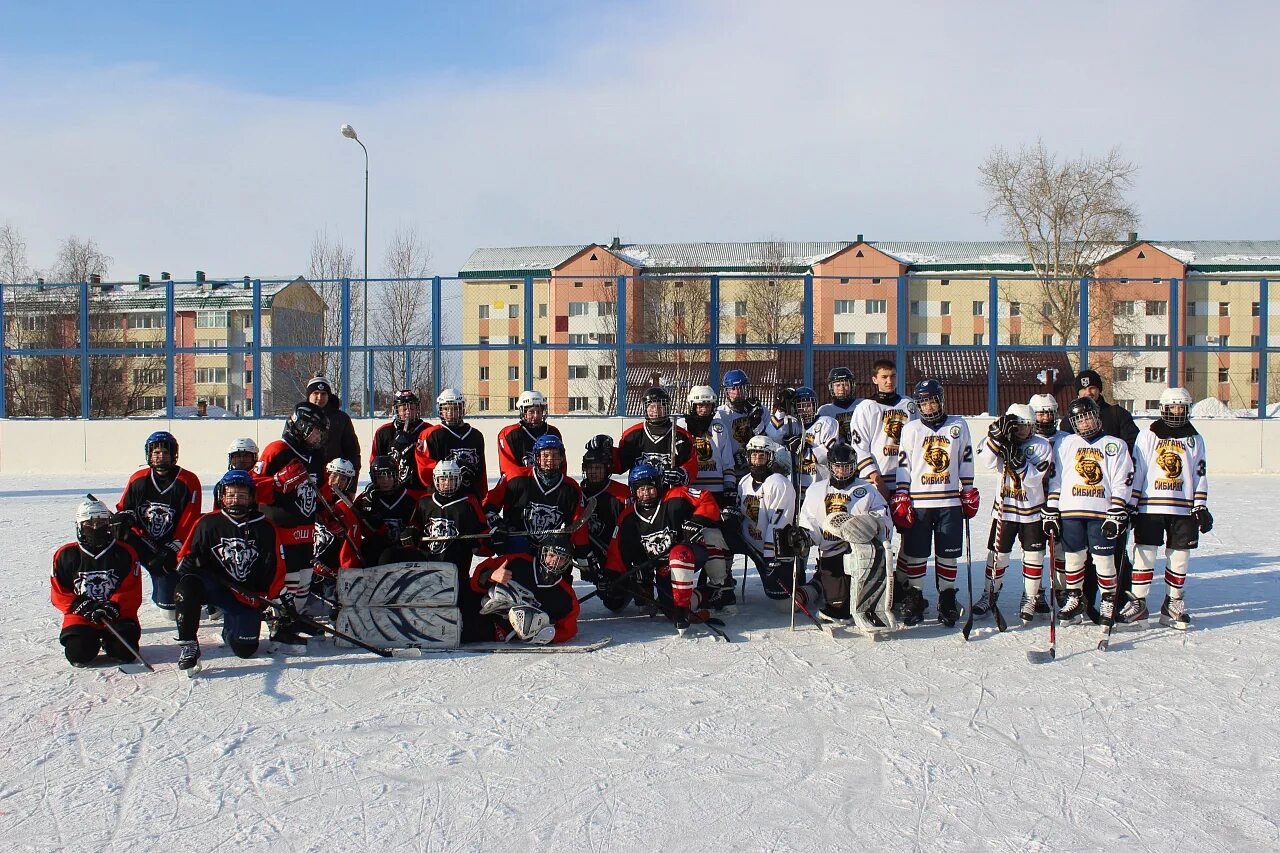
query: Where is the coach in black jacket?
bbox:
[307,375,362,483]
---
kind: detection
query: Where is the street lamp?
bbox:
[340,123,369,414]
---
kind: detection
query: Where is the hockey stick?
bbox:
[316,491,368,568]
[960,516,974,636]
[1097,533,1135,652]
[419,495,597,542]
[627,580,730,642]
[1028,531,1058,663]
[787,420,804,633]
[102,621,155,673]
[212,575,393,658]
[963,464,1011,640]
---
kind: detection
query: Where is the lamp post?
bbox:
[340,123,369,414]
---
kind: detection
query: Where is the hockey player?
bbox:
[891,379,977,627]
[604,462,734,626]
[417,459,493,642]
[735,435,799,600]
[1042,396,1134,626]
[472,533,580,644]
[677,385,737,504]
[312,459,361,595]
[484,434,588,555]
[577,443,633,611]
[713,369,765,464]
[351,455,418,566]
[253,401,329,645]
[1123,387,1209,629]
[415,388,488,501]
[817,366,860,444]
[618,386,699,486]
[115,431,203,616]
[974,404,1054,622]
[797,444,892,628]
[371,389,433,498]
[50,498,143,667]
[765,386,840,493]
[172,470,287,671]
[227,438,259,472]
[851,359,917,498]
[496,390,563,480]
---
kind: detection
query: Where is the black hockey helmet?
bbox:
[789,386,818,424]
[913,379,946,426]
[286,401,329,447]
[369,454,398,490]
[827,366,855,405]
[1066,396,1102,438]
[393,389,421,427]
[828,443,857,488]
[642,386,672,429]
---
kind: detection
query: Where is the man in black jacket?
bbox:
[1059,369,1140,615]
[307,375,362,484]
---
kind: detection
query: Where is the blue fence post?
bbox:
[0,282,6,418]
[1168,278,1180,388]
[403,350,411,394]
[615,275,627,417]
[709,275,721,391]
[1260,278,1269,419]
[339,278,351,417]
[165,281,176,418]
[988,276,999,414]
[251,280,263,417]
[366,348,376,420]
[1079,277,1090,372]
[802,274,815,388]
[895,275,908,394]
[431,276,442,411]
[79,282,90,419]
[523,275,534,393]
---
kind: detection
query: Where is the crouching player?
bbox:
[471,534,579,645]
[51,498,143,667]
[1042,397,1133,626]
[172,470,287,672]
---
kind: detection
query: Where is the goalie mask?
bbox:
[75,497,116,552]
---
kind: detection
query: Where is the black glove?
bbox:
[278,589,300,620]
[1102,508,1128,540]
[775,386,797,413]
[784,433,805,456]
[988,415,1011,445]
[70,594,99,619]
[745,397,763,429]
[111,509,137,536]
[398,526,422,548]
[681,519,708,544]
[1191,505,1213,534]
[391,430,417,453]
[576,553,603,584]
[148,542,180,575]
[586,434,614,453]
[89,600,120,625]
[1041,508,1061,540]
[662,467,688,487]
[732,450,749,472]
[485,509,503,529]
[488,525,509,552]
[720,503,743,525]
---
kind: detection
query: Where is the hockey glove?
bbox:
[1102,508,1128,540]
[720,503,743,526]
[273,460,310,494]
[278,588,301,620]
[775,386,797,414]
[575,554,602,584]
[745,397,764,429]
[680,519,708,544]
[488,525,510,552]
[784,433,806,457]
[69,594,100,619]
[89,600,120,625]
[732,450,749,472]
[484,509,503,529]
[988,414,1011,444]
[310,559,337,581]
[960,487,981,519]
[148,541,181,575]
[890,493,916,530]
[1041,508,1061,540]
[662,467,689,487]
[1192,505,1213,534]
[111,509,137,536]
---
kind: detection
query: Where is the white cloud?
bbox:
[1,0,1277,282]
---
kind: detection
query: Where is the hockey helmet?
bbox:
[517,390,548,426]
[215,469,257,519]
[226,437,259,471]
[827,366,855,404]
[790,386,818,423]
[74,497,116,552]
[1005,403,1034,442]
[913,379,946,425]
[687,385,717,407]
[436,388,466,425]
[828,443,857,486]
[286,402,329,447]
[532,434,565,484]
[433,459,463,496]
[722,369,749,391]
[326,457,356,492]
[1066,396,1102,438]
[369,455,399,490]
[1159,387,1193,427]
[144,430,179,472]
[642,386,672,426]
[393,389,421,425]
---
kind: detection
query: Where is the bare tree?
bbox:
[632,276,711,406]
[980,139,1139,345]
[373,227,433,408]
[741,241,804,346]
[49,235,113,283]
[306,227,363,385]
[1,223,31,284]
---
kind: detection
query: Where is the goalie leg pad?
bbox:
[844,541,888,617]
[336,606,462,648]
[337,561,459,607]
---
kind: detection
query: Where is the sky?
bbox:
[1,0,1278,282]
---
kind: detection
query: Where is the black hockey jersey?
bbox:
[417,492,490,570]
[254,436,325,529]
[117,467,203,547]
[484,472,588,549]
[581,479,631,561]
[618,423,700,483]
[177,510,287,604]
[353,486,418,566]
[371,419,431,494]
[51,540,143,628]
[605,486,721,572]
[415,423,488,500]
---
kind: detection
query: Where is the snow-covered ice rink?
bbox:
[2,471,1277,852]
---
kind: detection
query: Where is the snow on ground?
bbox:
[1,472,1278,852]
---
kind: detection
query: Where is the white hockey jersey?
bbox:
[1130,424,1209,516]
[737,471,796,561]
[764,414,840,491]
[676,417,736,493]
[798,478,891,558]
[894,416,974,508]
[713,403,764,456]
[817,400,860,445]
[1046,433,1133,520]
[851,395,918,480]
[976,433,1053,523]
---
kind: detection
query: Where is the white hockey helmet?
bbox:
[434,458,464,494]
[745,434,781,456]
[326,457,356,478]
[75,497,115,551]
[1028,393,1058,414]
[687,385,717,406]
[437,387,466,424]
[1159,387,1193,427]
[517,389,546,411]
[227,437,260,456]
[1005,403,1033,425]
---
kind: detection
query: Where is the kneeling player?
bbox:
[1042,397,1133,626]
[578,442,633,611]
[735,435,798,601]
[1125,387,1209,629]
[797,444,892,629]
[51,498,144,667]
[471,534,579,644]
[418,459,494,642]
[172,471,287,671]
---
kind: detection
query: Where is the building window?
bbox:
[1220,336,1230,347]
[597,364,614,380]
[194,367,228,384]
[597,397,607,413]
[871,278,881,284]
[1043,333,1054,345]
[1041,302,1053,320]
[1184,367,1195,382]
[478,366,489,381]
[1219,368,1230,382]
[1115,334,1137,347]
[1145,399,1161,411]
[196,311,228,328]
[835,332,857,345]
[1145,300,1167,316]
[568,301,589,317]
[1251,368,1260,383]
[598,301,615,316]
[909,332,925,345]
[244,369,252,385]
[1145,334,1167,347]
[1252,334,1261,346]
[972,301,984,316]
[1219,302,1230,316]
[568,333,588,344]
[909,301,923,316]
[1008,333,1021,345]
[1115,399,1135,412]
[1186,302,1197,316]
[1115,301,1136,316]
[834,300,856,315]
[734,301,747,317]
[673,302,685,317]
[866,299,887,314]
[127,313,165,329]
[1145,367,1167,383]
[539,366,548,379]
[1252,301,1261,317]
[133,368,164,385]
[478,305,489,319]
[735,333,747,344]
[568,396,589,412]
[1009,302,1021,317]
[476,398,490,412]
[568,365,588,379]
[973,333,984,345]
[940,279,951,286]
[508,304,519,319]
[866,332,887,345]
[538,335,547,344]
[597,333,615,344]
[1115,367,1133,382]
[940,301,951,316]
[508,366,519,380]
[538,303,547,317]
[940,333,951,345]
[478,336,489,346]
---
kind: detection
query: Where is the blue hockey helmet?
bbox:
[214,469,257,517]
[722,369,749,391]
[628,461,663,491]
[144,430,179,470]
[531,433,565,456]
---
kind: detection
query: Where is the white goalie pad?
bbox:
[337,562,458,608]
[335,605,462,648]
[822,512,881,545]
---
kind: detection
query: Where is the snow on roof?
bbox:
[459,245,587,274]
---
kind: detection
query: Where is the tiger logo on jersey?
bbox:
[824,493,850,516]
[694,435,714,470]
[523,502,564,537]
[743,494,761,540]
[449,448,480,485]
[213,537,260,582]
[884,412,907,443]
[923,443,950,474]
[731,416,755,446]
[1157,447,1183,480]
[1075,455,1103,486]
[295,478,318,517]
[1002,467,1027,500]
[73,570,116,602]
[836,412,854,443]
[423,517,457,556]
